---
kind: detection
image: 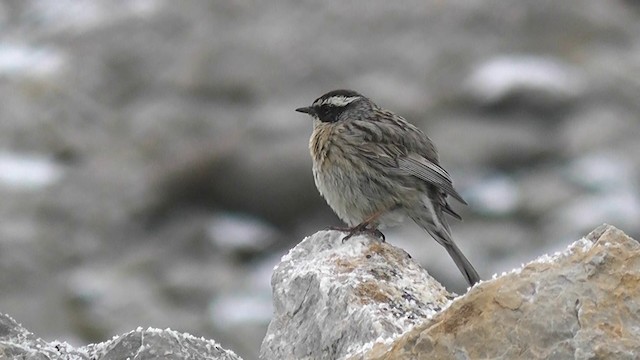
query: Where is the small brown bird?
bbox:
[296,89,480,286]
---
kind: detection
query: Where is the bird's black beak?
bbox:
[295,106,314,115]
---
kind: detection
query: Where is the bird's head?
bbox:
[296,89,367,123]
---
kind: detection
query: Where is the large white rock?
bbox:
[260,230,451,360]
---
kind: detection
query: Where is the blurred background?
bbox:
[1,0,639,358]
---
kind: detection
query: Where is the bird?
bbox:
[295,89,481,286]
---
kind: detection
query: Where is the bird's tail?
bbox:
[441,237,481,287]
[413,215,481,286]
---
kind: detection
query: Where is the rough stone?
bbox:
[428,115,550,168]
[357,224,640,360]
[260,231,451,360]
[0,313,242,360]
[559,105,639,158]
[465,55,585,110]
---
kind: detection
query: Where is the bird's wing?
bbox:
[350,110,467,206]
[358,141,466,205]
[396,154,467,204]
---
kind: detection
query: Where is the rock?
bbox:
[546,190,640,244]
[144,126,324,229]
[558,105,639,158]
[543,154,640,239]
[566,152,635,192]
[259,231,452,360]
[0,43,66,80]
[462,173,520,216]
[0,312,242,360]
[84,328,242,360]
[206,212,279,256]
[465,55,585,110]
[0,313,88,359]
[358,224,640,359]
[0,151,64,190]
[517,165,581,218]
[3,223,639,360]
[428,115,550,168]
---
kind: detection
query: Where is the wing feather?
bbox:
[397,155,467,204]
[347,110,467,206]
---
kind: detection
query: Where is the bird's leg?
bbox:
[341,210,386,243]
[326,225,353,232]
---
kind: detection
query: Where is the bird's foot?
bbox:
[341,225,385,243]
[325,222,385,242]
[369,229,386,242]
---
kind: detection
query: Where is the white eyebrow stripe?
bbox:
[314,96,361,107]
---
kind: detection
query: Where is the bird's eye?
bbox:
[316,105,342,123]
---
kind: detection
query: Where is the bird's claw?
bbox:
[325,224,385,243]
[341,227,385,243]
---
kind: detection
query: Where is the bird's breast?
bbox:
[309,124,332,167]
[309,123,405,226]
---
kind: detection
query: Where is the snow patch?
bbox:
[0,151,64,190]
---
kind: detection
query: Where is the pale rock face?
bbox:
[1,225,639,360]
[0,313,242,360]
[260,230,451,360]
[360,224,640,360]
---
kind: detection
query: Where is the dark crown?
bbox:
[312,89,363,106]
[316,89,362,101]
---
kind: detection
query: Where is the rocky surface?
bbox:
[260,231,451,360]
[0,313,241,360]
[1,1,640,359]
[357,224,640,359]
[2,225,639,359]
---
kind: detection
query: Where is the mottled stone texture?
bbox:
[2,225,638,360]
[0,313,90,359]
[359,224,640,360]
[260,230,451,360]
[0,313,241,360]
